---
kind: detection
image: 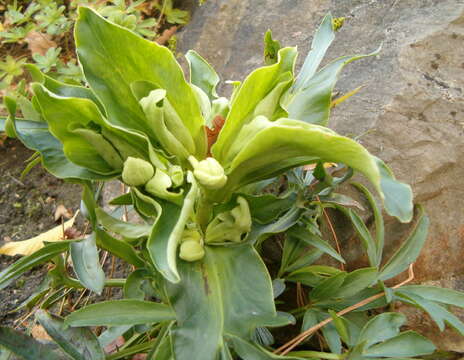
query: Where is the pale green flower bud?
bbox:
[182,228,202,243]
[122,157,154,186]
[179,240,205,262]
[145,169,183,205]
[169,165,184,187]
[189,156,227,190]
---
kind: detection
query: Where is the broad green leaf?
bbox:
[212,47,297,164]
[0,327,62,360]
[124,269,151,300]
[398,285,464,308]
[13,120,113,180]
[32,84,117,175]
[95,229,144,267]
[0,242,70,290]
[285,48,380,126]
[65,300,175,327]
[220,117,412,222]
[167,244,290,360]
[288,225,345,264]
[75,7,206,158]
[379,206,429,280]
[395,291,464,334]
[357,313,405,348]
[185,50,220,100]
[36,310,105,360]
[70,233,105,294]
[363,331,435,357]
[148,173,198,283]
[292,13,335,92]
[95,207,152,238]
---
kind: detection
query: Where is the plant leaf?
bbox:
[36,310,105,360]
[357,312,405,348]
[0,327,62,360]
[75,7,206,158]
[379,206,429,280]
[95,207,152,239]
[363,331,435,357]
[70,233,105,294]
[148,173,198,283]
[65,300,175,327]
[185,50,220,100]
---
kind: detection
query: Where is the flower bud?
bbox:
[189,156,227,190]
[169,165,184,187]
[182,228,202,243]
[179,240,205,262]
[122,157,154,186]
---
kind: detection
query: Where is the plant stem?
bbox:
[196,196,213,231]
[288,350,344,359]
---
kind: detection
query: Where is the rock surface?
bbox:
[178,0,464,351]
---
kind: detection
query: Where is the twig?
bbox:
[71,288,87,311]
[7,174,25,187]
[317,196,344,271]
[275,264,415,355]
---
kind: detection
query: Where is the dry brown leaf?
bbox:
[156,26,177,45]
[31,324,52,341]
[303,163,337,171]
[0,212,78,256]
[24,31,57,56]
[54,204,73,221]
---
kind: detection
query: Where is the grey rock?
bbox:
[178,0,464,350]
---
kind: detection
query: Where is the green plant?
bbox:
[1,9,463,360]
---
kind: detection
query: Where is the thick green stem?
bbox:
[196,196,214,231]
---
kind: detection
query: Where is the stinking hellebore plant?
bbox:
[2,8,464,360]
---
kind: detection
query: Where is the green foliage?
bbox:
[1,9,463,360]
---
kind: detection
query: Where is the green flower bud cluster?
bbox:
[205,196,251,243]
[179,228,205,262]
[189,156,227,190]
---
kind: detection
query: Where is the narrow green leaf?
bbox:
[95,207,152,238]
[263,29,281,65]
[379,206,429,280]
[363,331,435,357]
[0,327,61,360]
[185,50,220,100]
[336,267,378,298]
[293,14,334,91]
[328,310,350,345]
[95,229,144,267]
[288,225,345,264]
[398,285,464,308]
[310,272,346,302]
[36,310,105,360]
[70,233,105,294]
[0,242,70,290]
[65,300,175,327]
[228,334,304,360]
[348,209,377,267]
[241,192,297,224]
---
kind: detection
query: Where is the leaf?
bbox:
[95,208,152,239]
[335,267,378,298]
[75,7,206,158]
[167,244,290,360]
[287,265,341,287]
[397,285,464,308]
[288,225,345,263]
[0,212,77,256]
[285,48,380,126]
[220,117,412,222]
[32,84,118,175]
[185,50,220,100]
[379,206,429,281]
[70,233,105,294]
[228,334,304,360]
[357,313,405,348]
[292,13,335,92]
[0,327,62,360]
[148,173,198,283]
[310,272,346,302]
[24,31,57,56]
[65,300,175,327]
[36,310,105,360]
[363,331,435,357]
[347,209,378,267]
[0,242,70,289]
[241,192,297,224]
[395,291,464,335]
[247,206,303,245]
[14,119,113,180]
[330,85,364,108]
[212,47,297,164]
